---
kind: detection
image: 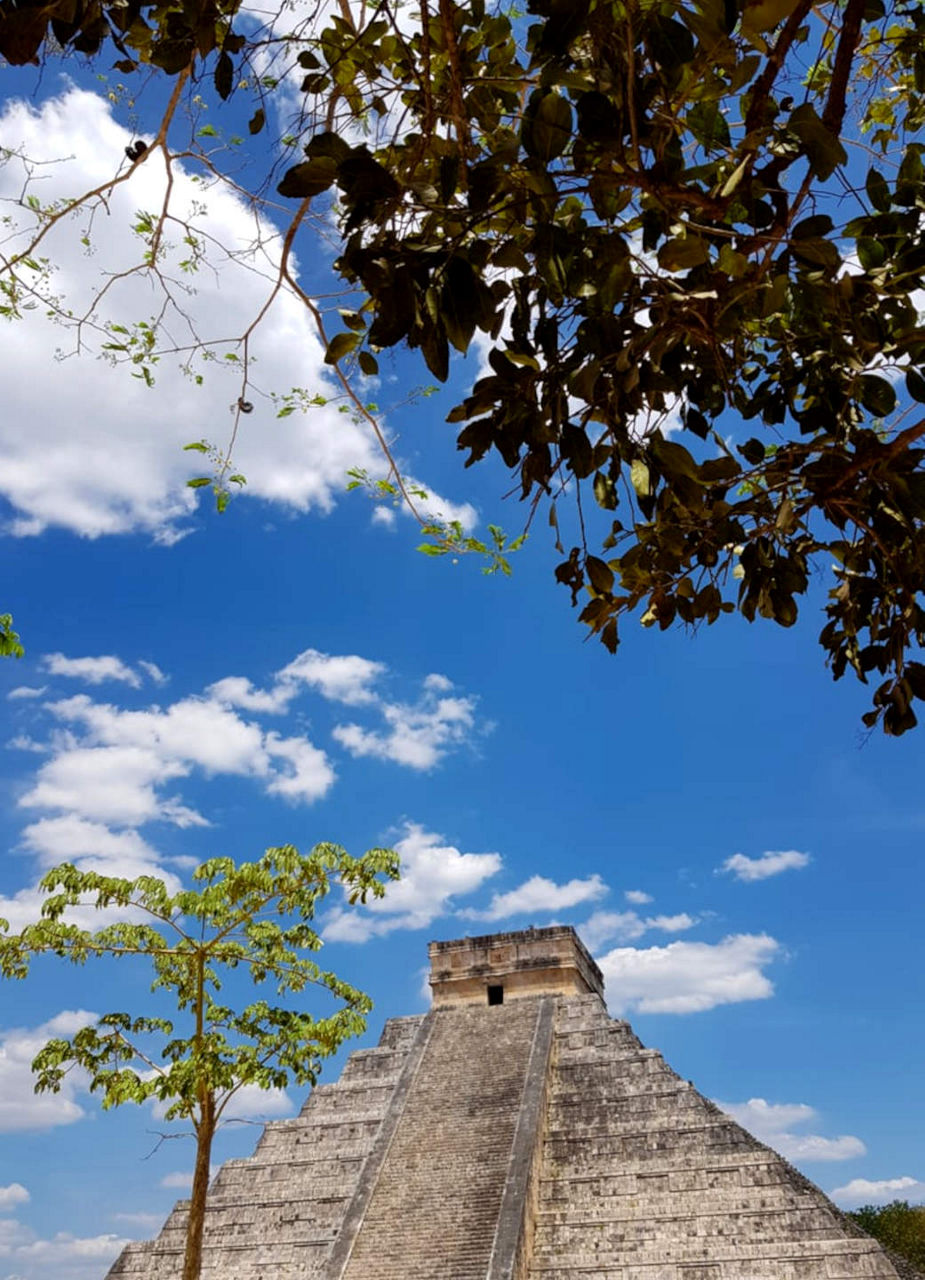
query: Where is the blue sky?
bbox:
[1,46,924,1280]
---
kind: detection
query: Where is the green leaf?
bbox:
[657,237,709,272]
[0,613,24,659]
[593,471,617,510]
[687,101,730,152]
[787,104,847,181]
[865,167,891,213]
[905,369,925,403]
[631,459,652,498]
[214,50,233,101]
[305,131,351,163]
[277,158,338,200]
[187,477,212,488]
[324,331,360,364]
[858,374,897,418]
[586,556,614,594]
[522,91,573,163]
[358,350,379,376]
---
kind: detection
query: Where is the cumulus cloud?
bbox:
[468,873,608,921]
[0,90,475,545]
[720,850,811,882]
[830,1177,925,1207]
[599,933,781,1014]
[323,822,501,941]
[0,1223,134,1280]
[581,909,697,951]
[0,1185,29,1209]
[18,690,336,826]
[7,687,46,700]
[333,689,478,770]
[138,662,167,686]
[4,647,483,935]
[208,649,385,714]
[0,1012,96,1133]
[20,815,164,871]
[42,655,142,688]
[717,1098,866,1162]
[624,889,653,904]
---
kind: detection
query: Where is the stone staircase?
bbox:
[338,998,550,1280]
[107,1015,426,1279]
[528,995,899,1280]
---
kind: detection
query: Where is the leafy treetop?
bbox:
[3,0,925,731]
[0,841,399,1280]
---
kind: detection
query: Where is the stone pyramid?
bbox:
[109,926,909,1280]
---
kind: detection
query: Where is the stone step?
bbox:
[340,999,548,1280]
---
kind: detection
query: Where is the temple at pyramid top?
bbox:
[428,924,604,1005]
[109,926,918,1280]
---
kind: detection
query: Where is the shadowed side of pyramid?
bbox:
[106,926,914,1280]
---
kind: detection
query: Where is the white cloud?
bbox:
[0,1185,29,1209]
[581,910,648,949]
[138,662,167,686]
[0,89,475,546]
[20,815,163,871]
[580,909,698,951]
[20,743,190,827]
[323,822,501,941]
[220,1084,295,1120]
[830,1177,925,1207]
[0,1012,96,1133]
[205,676,294,715]
[599,933,781,1014]
[19,689,337,826]
[624,889,653,904]
[333,691,478,770]
[471,874,607,921]
[42,654,142,688]
[276,650,385,705]
[717,1098,866,1162]
[207,648,385,715]
[720,850,811,882]
[7,736,48,754]
[263,734,336,804]
[0,1227,133,1271]
[7,687,46,700]
[646,913,697,933]
[370,505,398,528]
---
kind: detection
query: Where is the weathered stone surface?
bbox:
[107,928,910,1280]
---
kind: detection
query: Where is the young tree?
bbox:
[0,842,399,1280]
[2,0,925,730]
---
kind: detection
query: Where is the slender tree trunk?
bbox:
[183,1092,215,1280]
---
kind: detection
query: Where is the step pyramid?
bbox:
[108,926,913,1280]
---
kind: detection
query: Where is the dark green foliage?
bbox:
[280,0,925,734]
[6,0,925,731]
[849,1202,925,1271]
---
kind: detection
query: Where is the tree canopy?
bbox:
[0,842,399,1280]
[848,1200,925,1271]
[2,0,925,730]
